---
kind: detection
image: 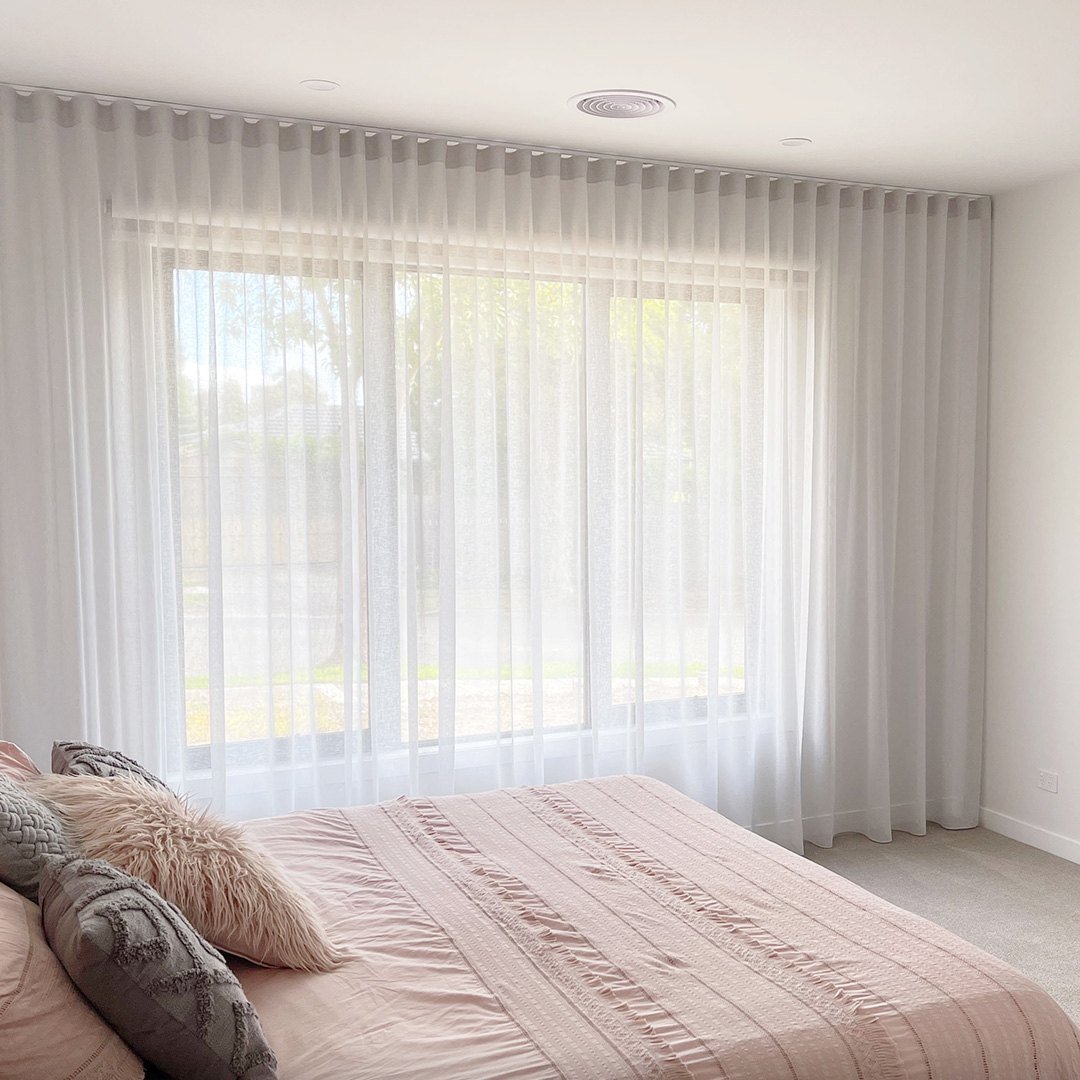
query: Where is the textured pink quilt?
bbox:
[239,776,1080,1079]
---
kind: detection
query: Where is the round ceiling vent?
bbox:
[569,90,676,119]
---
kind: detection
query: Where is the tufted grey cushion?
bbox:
[40,856,278,1080]
[0,774,70,900]
[52,741,171,792]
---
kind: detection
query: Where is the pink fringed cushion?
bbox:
[0,741,41,782]
[28,774,343,973]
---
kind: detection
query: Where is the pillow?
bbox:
[30,774,343,972]
[0,877,145,1080]
[0,773,71,901]
[52,739,172,792]
[40,856,278,1080]
[0,741,41,783]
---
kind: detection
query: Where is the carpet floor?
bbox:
[804,824,1080,1024]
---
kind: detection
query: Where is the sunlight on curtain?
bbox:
[0,90,990,848]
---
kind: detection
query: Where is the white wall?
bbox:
[983,169,1080,861]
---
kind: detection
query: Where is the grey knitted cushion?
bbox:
[52,741,171,792]
[40,857,278,1080]
[0,774,70,900]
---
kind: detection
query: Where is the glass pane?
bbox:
[173,263,361,754]
[396,270,586,742]
[609,294,746,711]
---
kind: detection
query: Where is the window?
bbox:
[163,249,752,767]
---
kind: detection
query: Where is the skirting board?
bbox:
[979,807,1080,866]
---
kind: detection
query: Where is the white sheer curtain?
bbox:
[0,89,989,848]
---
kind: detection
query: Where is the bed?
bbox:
[235,775,1080,1080]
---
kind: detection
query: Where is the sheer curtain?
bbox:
[0,89,990,848]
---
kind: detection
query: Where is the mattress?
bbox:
[238,775,1080,1079]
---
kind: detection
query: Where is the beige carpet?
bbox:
[804,824,1080,1024]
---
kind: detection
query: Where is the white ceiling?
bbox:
[2,0,1078,194]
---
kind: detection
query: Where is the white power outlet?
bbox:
[1037,769,1059,794]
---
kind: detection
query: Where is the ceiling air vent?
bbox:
[569,90,676,119]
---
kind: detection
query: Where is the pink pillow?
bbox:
[0,879,144,1080]
[0,741,41,782]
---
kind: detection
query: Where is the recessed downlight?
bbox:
[300,79,340,92]
[569,90,675,118]
[780,137,812,147]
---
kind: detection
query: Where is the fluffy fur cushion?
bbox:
[29,775,343,973]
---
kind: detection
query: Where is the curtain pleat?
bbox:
[0,89,990,849]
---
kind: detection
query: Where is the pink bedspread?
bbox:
[238,776,1080,1079]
